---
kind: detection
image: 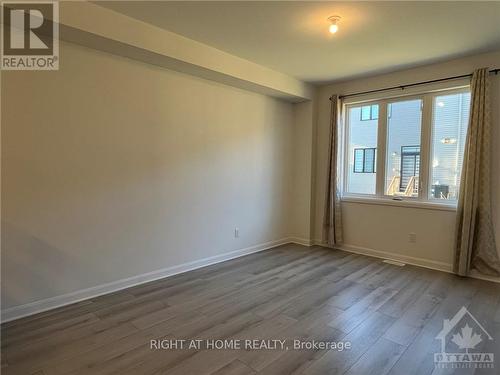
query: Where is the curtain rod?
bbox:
[330,68,499,101]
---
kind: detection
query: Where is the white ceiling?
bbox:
[98,1,500,84]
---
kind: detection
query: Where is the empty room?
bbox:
[2,1,500,374]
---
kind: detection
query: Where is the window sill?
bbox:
[341,195,457,212]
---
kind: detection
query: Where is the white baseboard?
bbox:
[287,237,314,246]
[314,240,500,284]
[312,239,454,273]
[1,237,295,323]
[4,237,496,323]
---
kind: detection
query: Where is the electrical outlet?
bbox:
[234,227,239,238]
[408,233,417,243]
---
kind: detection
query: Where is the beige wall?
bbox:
[1,41,305,310]
[289,100,315,241]
[59,2,313,101]
[2,38,498,317]
[313,51,500,268]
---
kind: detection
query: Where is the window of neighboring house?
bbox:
[343,86,470,204]
[353,148,376,173]
[360,104,379,121]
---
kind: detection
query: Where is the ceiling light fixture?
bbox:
[328,15,341,34]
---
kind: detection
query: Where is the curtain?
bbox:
[323,95,343,246]
[454,68,500,276]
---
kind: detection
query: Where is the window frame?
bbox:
[427,87,471,203]
[342,100,380,196]
[360,104,379,121]
[341,85,470,208]
[353,147,376,173]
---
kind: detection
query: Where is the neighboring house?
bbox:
[347,93,470,198]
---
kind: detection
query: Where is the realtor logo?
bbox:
[434,306,494,369]
[1,1,59,70]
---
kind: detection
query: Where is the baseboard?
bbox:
[286,237,314,246]
[1,237,294,323]
[312,239,454,273]
[5,237,495,323]
[314,239,500,284]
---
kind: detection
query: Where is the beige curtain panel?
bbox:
[323,95,343,246]
[454,68,500,276]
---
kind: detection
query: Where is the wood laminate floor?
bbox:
[2,244,500,375]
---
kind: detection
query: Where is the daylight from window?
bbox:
[385,99,422,197]
[430,92,470,200]
[344,88,470,203]
[346,105,378,194]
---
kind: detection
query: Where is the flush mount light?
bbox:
[328,15,341,34]
[441,137,457,144]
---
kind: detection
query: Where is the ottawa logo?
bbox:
[434,306,494,369]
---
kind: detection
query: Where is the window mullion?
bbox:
[375,100,387,197]
[419,95,433,201]
[341,104,349,195]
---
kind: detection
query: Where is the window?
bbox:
[430,92,470,200]
[354,148,376,173]
[343,87,470,204]
[385,99,422,197]
[360,104,379,121]
[346,105,378,194]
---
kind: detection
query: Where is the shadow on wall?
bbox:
[1,221,89,309]
[1,42,296,311]
[0,98,293,311]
